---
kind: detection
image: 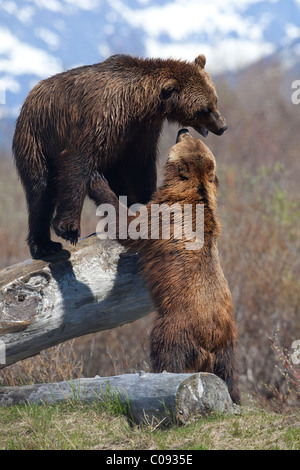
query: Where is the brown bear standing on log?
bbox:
[12,54,227,259]
[87,129,240,404]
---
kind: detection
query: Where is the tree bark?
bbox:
[0,234,154,369]
[0,372,234,425]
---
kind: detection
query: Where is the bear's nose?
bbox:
[218,124,228,135]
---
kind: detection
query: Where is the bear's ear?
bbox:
[160,79,179,100]
[195,54,206,69]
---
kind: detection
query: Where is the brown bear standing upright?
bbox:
[12,54,227,259]
[88,129,240,404]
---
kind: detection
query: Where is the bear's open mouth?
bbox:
[196,126,209,137]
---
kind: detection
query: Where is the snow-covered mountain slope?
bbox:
[0,0,300,121]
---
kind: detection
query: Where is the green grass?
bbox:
[0,402,299,450]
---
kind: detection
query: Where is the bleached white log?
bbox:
[0,235,154,369]
[0,372,234,424]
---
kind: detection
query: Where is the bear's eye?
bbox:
[209,175,219,186]
[201,107,211,114]
[161,87,175,100]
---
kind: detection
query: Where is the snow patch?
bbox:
[0,0,35,24]
[112,0,270,42]
[0,27,63,76]
[35,27,60,50]
[144,37,275,73]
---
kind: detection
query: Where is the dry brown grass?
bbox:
[0,341,83,386]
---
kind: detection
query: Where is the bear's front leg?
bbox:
[52,152,90,245]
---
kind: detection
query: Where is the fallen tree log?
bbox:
[0,234,154,369]
[0,371,234,425]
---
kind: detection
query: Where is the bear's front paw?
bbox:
[52,218,80,245]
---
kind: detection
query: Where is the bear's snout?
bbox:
[217,124,228,135]
[208,111,228,136]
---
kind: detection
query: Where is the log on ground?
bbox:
[0,371,234,425]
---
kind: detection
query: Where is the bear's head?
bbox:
[165,129,218,203]
[160,55,227,138]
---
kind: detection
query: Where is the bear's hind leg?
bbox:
[213,343,240,405]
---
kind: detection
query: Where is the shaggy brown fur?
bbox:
[88,129,240,404]
[12,54,227,259]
